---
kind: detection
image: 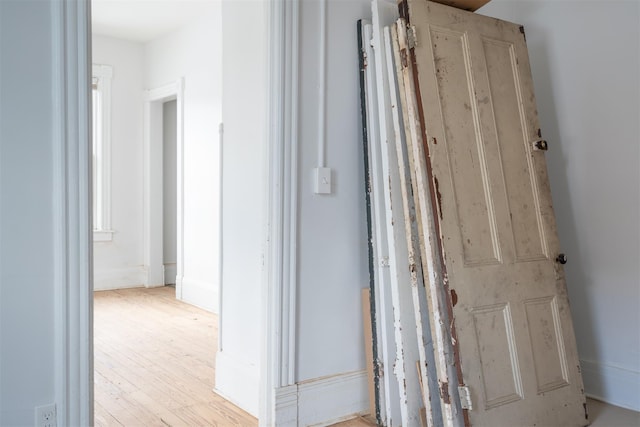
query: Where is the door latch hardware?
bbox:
[458,385,473,410]
[556,253,567,264]
[532,139,548,151]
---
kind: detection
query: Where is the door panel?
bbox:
[471,303,523,409]
[523,296,570,393]
[404,1,587,425]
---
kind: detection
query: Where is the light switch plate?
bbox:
[314,167,332,194]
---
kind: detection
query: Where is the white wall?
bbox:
[214,0,266,416]
[479,0,640,411]
[0,1,56,424]
[92,35,146,290]
[296,0,371,383]
[145,5,222,312]
[163,99,178,284]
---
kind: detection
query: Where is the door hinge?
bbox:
[407,25,417,49]
[458,385,473,410]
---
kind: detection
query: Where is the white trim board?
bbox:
[214,350,260,417]
[262,0,300,425]
[52,0,93,425]
[581,359,640,411]
[359,21,402,426]
[93,267,147,291]
[163,263,177,285]
[180,276,217,313]
[274,371,370,427]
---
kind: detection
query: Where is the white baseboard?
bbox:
[274,384,299,427]
[93,266,147,291]
[581,359,640,411]
[214,350,259,417]
[274,370,369,427]
[177,276,218,313]
[163,263,177,285]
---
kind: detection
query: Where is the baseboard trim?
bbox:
[93,266,147,291]
[274,384,298,427]
[275,370,369,427]
[163,263,177,285]
[214,350,259,417]
[581,359,640,411]
[178,276,218,313]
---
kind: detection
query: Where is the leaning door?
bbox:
[404,1,587,425]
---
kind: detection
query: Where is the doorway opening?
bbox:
[55,0,297,424]
[90,1,251,424]
[162,99,177,288]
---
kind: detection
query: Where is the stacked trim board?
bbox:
[358,2,451,425]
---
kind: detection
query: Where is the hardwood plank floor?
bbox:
[329,398,640,427]
[94,286,257,427]
[96,287,639,427]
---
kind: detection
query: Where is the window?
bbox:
[92,64,113,241]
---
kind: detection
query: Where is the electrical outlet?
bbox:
[35,404,57,427]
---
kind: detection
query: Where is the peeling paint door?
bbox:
[402,1,587,425]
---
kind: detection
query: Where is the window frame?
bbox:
[92,64,113,241]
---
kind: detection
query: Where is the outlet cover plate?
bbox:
[35,404,57,427]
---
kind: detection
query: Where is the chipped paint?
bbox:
[519,25,526,41]
[356,19,383,425]
[450,289,458,307]
[440,381,451,404]
[394,17,465,427]
[389,20,443,427]
[434,176,444,220]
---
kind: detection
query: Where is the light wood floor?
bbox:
[330,399,640,427]
[96,287,639,427]
[94,286,257,427]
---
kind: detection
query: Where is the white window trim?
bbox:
[92,64,114,241]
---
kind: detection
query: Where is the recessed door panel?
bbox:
[430,28,501,267]
[482,37,547,262]
[471,303,523,409]
[524,296,570,394]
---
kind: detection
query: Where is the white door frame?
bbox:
[52,1,93,425]
[143,79,185,291]
[52,0,299,425]
[261,0,300,424]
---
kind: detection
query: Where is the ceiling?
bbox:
[92,0,219,43]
